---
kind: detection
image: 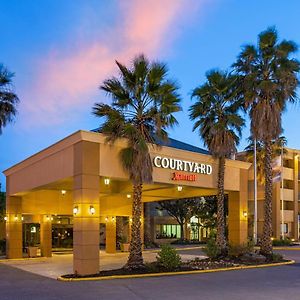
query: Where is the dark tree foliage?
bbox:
[0,64,19,133]
[157,198,197,240]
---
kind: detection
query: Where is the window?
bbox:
[280,223,288,234]
[155,224,181,239]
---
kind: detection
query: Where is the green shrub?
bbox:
[272,238,292,246]
[203,238,221,259]
[228,243,253,258]
[156,245,181,270]
[269,252,284,262]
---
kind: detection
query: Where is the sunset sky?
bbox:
[1,0,300,189]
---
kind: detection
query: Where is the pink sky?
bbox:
[20,0,209,127]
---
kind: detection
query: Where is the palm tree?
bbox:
[244,136,287,185]
[0,64,19,133]
[233,28,300,256]
[189,70,244,254]
[93,54,181,269]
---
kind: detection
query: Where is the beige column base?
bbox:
[6,196,23,259]
[228,170,248,245]
[40,215,52,257]
[106,216,116,254]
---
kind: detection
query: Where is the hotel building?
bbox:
[3,130,299,275]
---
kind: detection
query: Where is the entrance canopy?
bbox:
[3,130,251,275]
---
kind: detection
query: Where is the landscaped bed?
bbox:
[60,256,292,280]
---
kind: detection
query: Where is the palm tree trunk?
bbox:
[127,183,144,269]
[260,140,273,256]
[216,156,227,253]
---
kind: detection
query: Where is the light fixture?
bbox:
[61,190,66,195]
[73,206,79,215]
[112,217,115,221]
[46,215,50,221]
[89,205,96,215]
[105,217,108,222]
[243,211,248,218]
[104,178,110,185]
[4,216,7,221]
[271,237,274,241]
[177,186,183,192]
[126,194,131,199]
[51,217,53,221]
[21,216,24,221]
[291,238,295,242]
[129,218,132,222]
[14,215,18,221]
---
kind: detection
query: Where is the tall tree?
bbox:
[157,198,197,240]
[0,64,19,133]
[93,54,181,269]
[233,28,300,256]
[243,136,287,185]
[192,195,228,231]
[189,70,244,254]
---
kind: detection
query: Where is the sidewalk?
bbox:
[0,248,205,279]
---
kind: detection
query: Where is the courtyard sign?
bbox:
[153,156,212,175]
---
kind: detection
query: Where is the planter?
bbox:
[27,246,38,257]
[120,243,130,252]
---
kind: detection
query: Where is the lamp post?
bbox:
[253,138,258,245]
[281,141,285,240]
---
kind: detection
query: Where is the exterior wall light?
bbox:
[4,216,7,221]
[177,186,183,192]
[21,216,24,221]
[46,215,50,221]
[105,217,108,222]
[73,206,79,215]
[112,217,115,221]
[104,178,110,185]
[129,218,132,222]
[14,215,18,221]
[61,190,66,195]
[271,237,274,241]
[126,194,131,199]
[243,211,248,218]
[89,205,96,215]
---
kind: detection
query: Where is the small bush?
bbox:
[203,239,221,259]
[272,238,292,246]
[269,252,284,262]
[156,245,181,270]
[228,241,254,259]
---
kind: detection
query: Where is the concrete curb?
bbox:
[144,246,204,253]
[57,260,295,282]
[273,247,300,251]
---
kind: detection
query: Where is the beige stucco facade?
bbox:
[3,130,251,275]
[246,148,300,240]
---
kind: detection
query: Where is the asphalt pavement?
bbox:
[0,249,299,300]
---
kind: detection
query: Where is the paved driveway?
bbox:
[0,249,205,279]
[0,249,300,300]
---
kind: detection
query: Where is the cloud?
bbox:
[20,0,208,127]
